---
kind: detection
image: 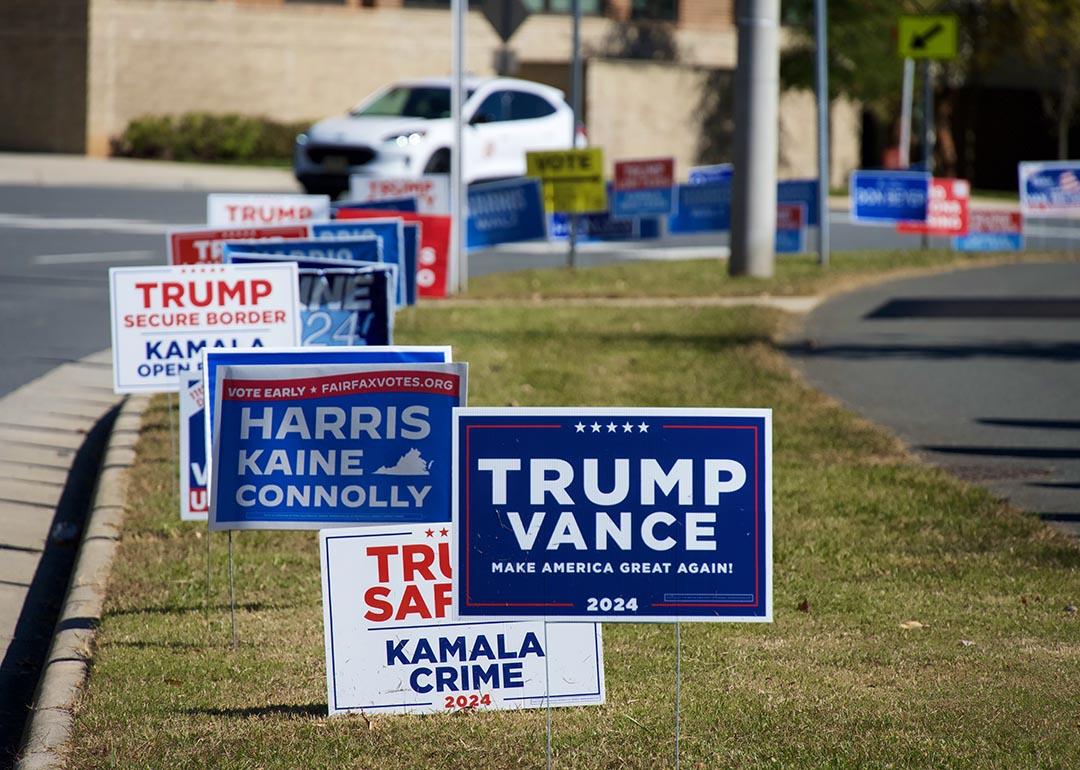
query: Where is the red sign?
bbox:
[167,225,308,265]
[897,178,970,235]
[776,202,806,230]
[614,158,675,191]
[335,210,451,298]
[968,209,1022,233]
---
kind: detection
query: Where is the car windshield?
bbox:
[351,86,475,120]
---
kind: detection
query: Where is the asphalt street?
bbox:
[790,261,1080,536]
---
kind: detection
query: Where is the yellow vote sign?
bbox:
[897,15,958,60]
[526,148,607,214]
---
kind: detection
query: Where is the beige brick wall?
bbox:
[588,58,859,186]
[0,0,90,153]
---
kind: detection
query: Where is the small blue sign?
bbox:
[1019,161,1080,216]
[334,197,418,214]
[298,266,396,347]
[226,252,378,271]
[850,171,931,223]
[777,179,821,227]
[549,212,637,242]
[222,236,381,264]
[611,187,675,218]
[952,232,1023,252]
[466,178,547,249]
[312,220,406,308]
[210,361,466,531]
[688,164,733,185]
[455,408,772,623]
[668,181,731,233]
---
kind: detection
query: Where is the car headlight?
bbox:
[296,133,309,146]
[382,130,427,148]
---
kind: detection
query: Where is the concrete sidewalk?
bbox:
[0,351,125,765]
[0,152,300,192]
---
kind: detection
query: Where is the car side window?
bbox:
[508,91,557,121]
[472,91,512,123]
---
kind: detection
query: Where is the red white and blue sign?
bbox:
[850,170,931,223]
[952,210,1024,251]
[1019,160,1080,217]
[454,408,772,623]
[775,202,807,254]
[611,158,675,218]
[209,362,467,531]
[179,377,207,522]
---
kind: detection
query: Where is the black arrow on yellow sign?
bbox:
[910,22,943,50]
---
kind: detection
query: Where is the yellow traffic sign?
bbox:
[526,148,607,214]
[898,15,958,60]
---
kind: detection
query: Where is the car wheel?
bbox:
[424,149,451,174]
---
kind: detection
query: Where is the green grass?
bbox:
[67,264,1080,769]
[464,249,1073,300]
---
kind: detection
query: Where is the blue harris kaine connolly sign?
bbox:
[850,170,931,223]
[209,362,466,531]
[454,408,772,622]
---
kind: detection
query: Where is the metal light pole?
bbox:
[730,0,780,277]
[814,0,830,266]
[567,0,582,269]
[451,0,467,292]
[899,57,914,168]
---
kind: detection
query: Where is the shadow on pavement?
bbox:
[864,297,1080,319]
[0,404,120,766]
[785,341,1080,362]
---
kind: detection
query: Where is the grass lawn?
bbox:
[464,249,1073,300]
[67,257,1079,769]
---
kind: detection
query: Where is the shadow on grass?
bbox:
[104,601,289,617]
[184,703,327,719]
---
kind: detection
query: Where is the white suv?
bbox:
[294,76,581,196]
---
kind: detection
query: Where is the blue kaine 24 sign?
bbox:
[455,408,772,622]
[210,362,466,530]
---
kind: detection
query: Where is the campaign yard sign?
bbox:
[109,263,301,393]
[775,203,807,254]
[611,158,675,218]
[209,362,467,531]
[167,225,308,266]
[455,408,772,623]
[206,194,331,227]
[1018,161,1080,217]
[311,220,407,307]
[777,178,821,227]
[179,377,208,522]
[348,175,449,215]
[321,524,605,716]
[668,181,731,233]
[896,178,970,235]
[401,222,420,306]
[297,266,396,347]
[687,163,733,185]
[220,236,383,265]
[850,171,931,223]
[466,178,547,249]
[952,210,1024,251]
[334,197,418,214]
[526,149,607,214]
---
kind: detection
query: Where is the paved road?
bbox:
[789,261,1080,536]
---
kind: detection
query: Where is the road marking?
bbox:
[0,212,173,235]
[33,250,155,265]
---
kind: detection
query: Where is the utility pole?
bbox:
[451,0,466,292]
[814,0,830,266]
[730,0,780,278]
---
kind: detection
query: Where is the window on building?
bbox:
[631,0,677,21]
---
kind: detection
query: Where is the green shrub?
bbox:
[110,113,310,164]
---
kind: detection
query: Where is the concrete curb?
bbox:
[14,395,149,770]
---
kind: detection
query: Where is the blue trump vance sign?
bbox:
[454,408,772,623]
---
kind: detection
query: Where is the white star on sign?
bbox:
[574,422,585,433]
[591,422,601,432]
[622,422,634,433]
[607,422,617,433]
[638,422,649,433]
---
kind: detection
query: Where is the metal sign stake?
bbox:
[675,621,682,769]
[544,618,553,769]
[228,530,238,649]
